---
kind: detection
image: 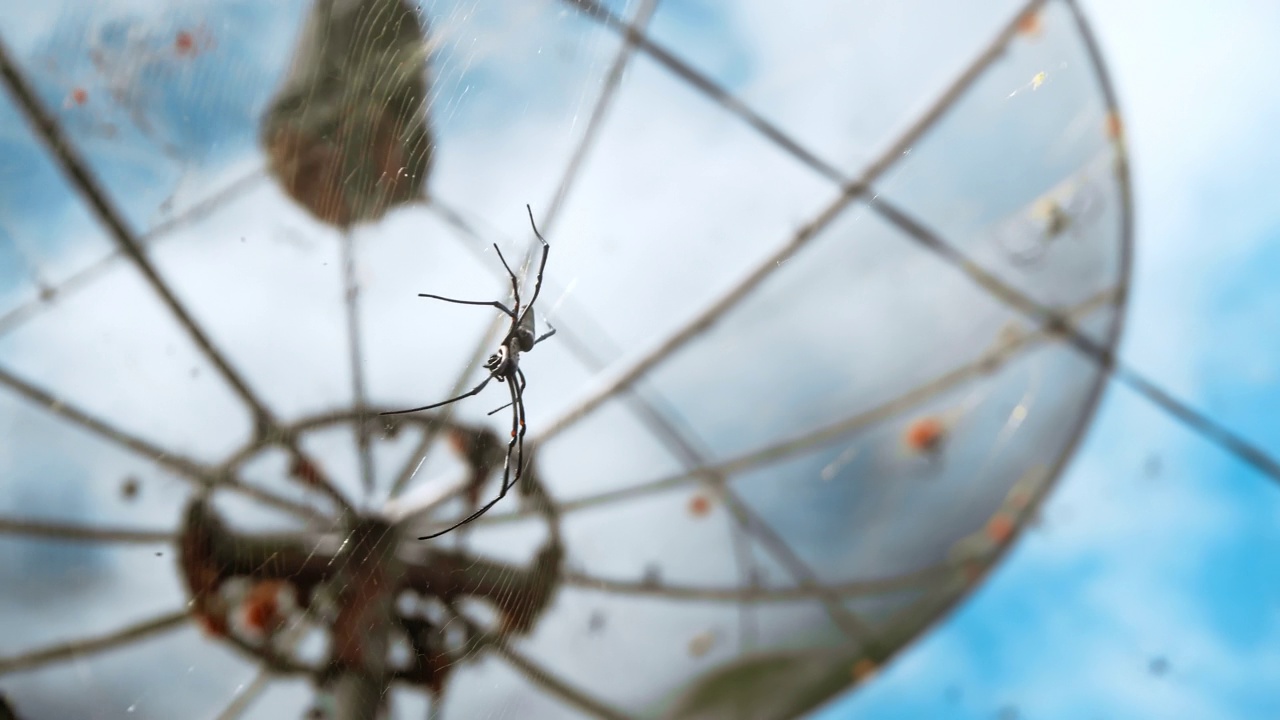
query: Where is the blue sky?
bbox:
[0,0,1278,718]
[813,1,1280,718]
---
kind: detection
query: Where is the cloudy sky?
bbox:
[0,0,1276,718]
[813,1,1280,718]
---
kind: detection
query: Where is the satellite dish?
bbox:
[0,0,1129,718]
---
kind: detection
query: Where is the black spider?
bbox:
[384,205,556,540]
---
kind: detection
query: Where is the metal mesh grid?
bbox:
[0,0,1173,717]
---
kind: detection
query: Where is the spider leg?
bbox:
[380,373,494,416]
[508,368,529,495]
[517,205,552,326]
[532,322,556,347]
[417,476,512,539]
[418,293,515,318]
[418,377,521,539]
[501,374,521,487]
[491,376,524,502]
[491,243,521,317]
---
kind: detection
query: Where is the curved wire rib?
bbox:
[562,562,956,603]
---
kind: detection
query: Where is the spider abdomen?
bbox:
[513,316,537,352]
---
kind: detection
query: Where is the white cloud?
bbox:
[1078,0,1280,397]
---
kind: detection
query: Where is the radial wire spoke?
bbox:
[443,606,633,720]
[385,0,657,502]
[533,0,1052,445]
[0,361,325,523]
[538,0,661,239]
[0,610,191,676]
[384,308,504,499]
[0,168,266,341]
[0,39,354,515]
[724,491,880,646]
[211,668,272,720]
[559,0,1048,187]
[434,287,1116,531]
[419,191,867,644]
[563,0,1271,542]
[0,517,173,545]
[341,229,377,499]
[868,195,1280,486]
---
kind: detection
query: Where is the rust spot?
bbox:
[688,494,712,518]
[852,658,879,682]
[68,87,88,106]
[1006,485,1034,512]
[241,580,289,636]
[904,416,945,454]
[1106,111,1124,140]
[985,512,1016,544]
[175,30,196,55]
[289,456,323,487]
[1016,10,1043,37]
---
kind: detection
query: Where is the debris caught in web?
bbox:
[688,493,713,518]
[688,630,717,659]
[260,0,435,228]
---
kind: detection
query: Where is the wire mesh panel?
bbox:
[0,0,1129,718]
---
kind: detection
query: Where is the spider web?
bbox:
[0,0,1236,718]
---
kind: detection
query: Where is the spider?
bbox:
[384,205,556,540]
